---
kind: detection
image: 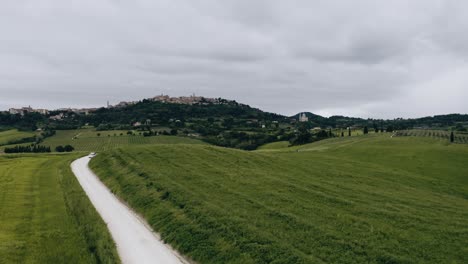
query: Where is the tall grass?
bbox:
[0,154,120,263]
[90,136,468,263]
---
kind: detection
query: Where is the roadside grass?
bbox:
[41,129,206,152]
[0,154,120,263]
[0,129,36,146]
[90,136,468,264]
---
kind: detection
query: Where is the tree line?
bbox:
[4,145,51,153]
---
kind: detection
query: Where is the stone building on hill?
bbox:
[299,113,309,122]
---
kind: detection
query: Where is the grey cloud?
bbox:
[1,0,468,118]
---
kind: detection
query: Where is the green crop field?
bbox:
[41,129,206,152]
[90,134,468,264]
[0,129,36,146]
[396,129,468,144]
[0,154,119,263]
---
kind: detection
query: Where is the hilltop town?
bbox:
[113,94,231,108]
[7,94,231,118]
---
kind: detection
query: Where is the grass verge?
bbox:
[0,154,120,263]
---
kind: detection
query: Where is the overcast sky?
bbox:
[1,0,468,118]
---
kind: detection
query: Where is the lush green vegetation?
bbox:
[0,129,36,146]
[0,154,120,263]
[3,97,468,150]
[90,135,468,263]
[4,144,51,153]
[41,129,206,152]
[396,129,468,144]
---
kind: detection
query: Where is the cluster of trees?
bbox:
[55,145,75,152]
[3,143,74,153]
[4,144,51,153]
[289,125,335,146]
[204,131,281,150]
[455,123,467,132]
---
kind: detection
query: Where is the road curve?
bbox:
[71,155,188,264]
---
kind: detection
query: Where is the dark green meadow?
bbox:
[90,134,468,263]
[0,154,119,264]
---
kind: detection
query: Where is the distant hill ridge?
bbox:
[2,95,468,132]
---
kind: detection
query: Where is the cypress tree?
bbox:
[363,126,369,134]
[450,131,454,143]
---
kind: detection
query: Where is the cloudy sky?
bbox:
[1,0,468,118]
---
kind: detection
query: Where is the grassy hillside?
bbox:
[396,129,468,144]
[90,135,468,263]
[257,141,290,150]
[0,129,35,146]
[41,129,206,152]
[0,154,119,263]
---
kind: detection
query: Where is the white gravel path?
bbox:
[71,155,189,264]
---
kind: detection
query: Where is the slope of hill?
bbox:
[89,135,468,263]
[0,129,36,146]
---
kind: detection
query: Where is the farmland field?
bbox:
[396,129,468,144]
[90,134,468,263]
[41,129,206,151]
[0,129,36,146]
[0,154,119,263]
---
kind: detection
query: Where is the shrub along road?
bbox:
[71,154,189,264]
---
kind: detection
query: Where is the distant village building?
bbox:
[299,113,309,122]
[49,113,64,120]
[34,109,49,115]
[133,122,142,127]
[9,108,22,115]
[9,106,49,116]
[151,94,227,105]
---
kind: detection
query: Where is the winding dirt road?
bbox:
[71,155,188,264]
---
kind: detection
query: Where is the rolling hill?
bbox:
[89,134,468,263]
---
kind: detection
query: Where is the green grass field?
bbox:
[0,154,119,263]
[90,134,468,263]
[257,141,290,150]
[0,129,36,146]
[41,129,206,151]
